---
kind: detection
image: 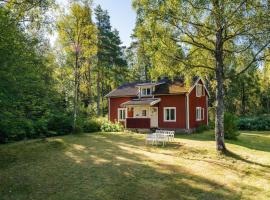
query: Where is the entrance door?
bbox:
[150,107,158,127]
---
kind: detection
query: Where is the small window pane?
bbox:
[142,110,147,116]
[170,109,175,120]
[166,109,170,120]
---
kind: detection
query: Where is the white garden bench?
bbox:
[145,130,175,146]
[155,130,175,141]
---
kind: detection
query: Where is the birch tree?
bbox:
[133,0,270,151]
[57,1,97,131]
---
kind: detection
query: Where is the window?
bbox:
[196,107,204,121]
[196,84,204,97]
[141,88,152,96]
[142,110,147,117]
[118,108,126,121]
[164,107,176,122]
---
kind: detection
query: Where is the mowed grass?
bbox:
[0,131,270,200]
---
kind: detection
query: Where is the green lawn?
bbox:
[0,131,270,200]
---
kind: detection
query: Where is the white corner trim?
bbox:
[163,107,177,122]
[206,96,209,125]
[186,94,190,129]
[108,98,110,121]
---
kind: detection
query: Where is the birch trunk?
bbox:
[215,26,226,151]
[73,51,79,132]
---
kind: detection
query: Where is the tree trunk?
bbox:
[215,67,226,151]
[101,66,105,117]
[215,27,226,152]
[241,83,246,115]
[73,51,79,132]
[97,68,101,116]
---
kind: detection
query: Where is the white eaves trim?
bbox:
[188,77,210,97]
[150,98,161,106]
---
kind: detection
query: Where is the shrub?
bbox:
[47,114,73,135]
[34,118,48,136]
[196,124,209,133]
[101,121,123,132]
[208,121,215,129]
[238,115,270,131]
[224,112,239,140]
[83,118,102,133]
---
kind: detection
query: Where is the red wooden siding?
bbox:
[126,118,150,128]
[109,97,133,123]
[189,80,208,129]
[156,95,186,129]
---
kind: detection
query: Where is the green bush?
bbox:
[34,118,48,136]
[101,121,123,132]
[47,114,73,135]
[238,115,270,131]
[196,124,209,133]
[224,112,239,140]
[83,118,102,133]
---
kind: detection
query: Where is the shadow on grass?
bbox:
[0,133,244,200]
[176,130,270,153]
[224,150,270,169]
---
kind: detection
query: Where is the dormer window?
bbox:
[141,87,152,96]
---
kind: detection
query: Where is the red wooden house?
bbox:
[105,77,209,133]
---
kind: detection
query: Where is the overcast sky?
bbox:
[54,0,136,47]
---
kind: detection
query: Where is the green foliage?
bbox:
[94,5,129,116]
[47,114,73,136]
[238,115,270,131]
[0,7,66,143]
[83,118,103,133]
[224,113,239,140]
[196,124,209,133]
[101,121,124,132]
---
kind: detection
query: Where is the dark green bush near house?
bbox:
[196,124,209,133]
[238,115,270,131]
[83,118,102,133]
[224,112,239,139]
[101,121,124,132]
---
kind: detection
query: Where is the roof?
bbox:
[121,98,161,107]
[154,80,189,95]
[105,76,209,98]
[135,82,166,87]
[105,82,139,97]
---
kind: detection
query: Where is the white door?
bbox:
[150,107,158,127]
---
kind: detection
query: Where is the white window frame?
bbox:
[141,87,152,96]
[118,108,127,121]
[163,107,176,122]
[142,109,147,117]
[202,108,204,120]
[196,84,203,97]
[196,107,204,121]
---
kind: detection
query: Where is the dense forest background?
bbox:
[1,0,270,143]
